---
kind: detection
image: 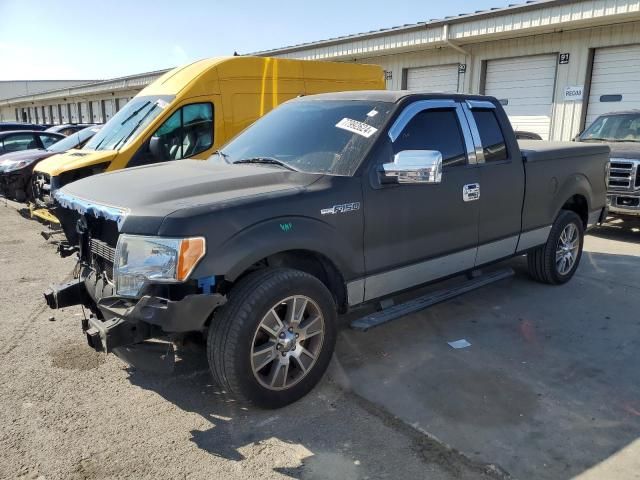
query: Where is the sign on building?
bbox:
[564,85,584,101]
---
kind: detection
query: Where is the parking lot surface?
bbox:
[336,216,640,479]
[0,202,501,480]
[1,201,638,479]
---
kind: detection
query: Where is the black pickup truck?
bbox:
[45,91,609,408]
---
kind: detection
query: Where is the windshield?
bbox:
[47,126,101,153]
[211,99,394,176]
[580,113,640,142]
[84,95,175,151]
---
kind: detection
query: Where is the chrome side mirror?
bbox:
[381,150,443,184]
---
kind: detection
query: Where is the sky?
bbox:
[0,0,516,81]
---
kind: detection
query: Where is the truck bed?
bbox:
[518,140,610,233]
[518,140,610,162]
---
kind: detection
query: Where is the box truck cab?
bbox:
[31,56,384,223]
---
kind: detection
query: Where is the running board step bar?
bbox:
[350,268,515,331]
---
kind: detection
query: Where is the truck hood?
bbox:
[34,149,117,176]
[607,143,640,159]
[55,160,322,233]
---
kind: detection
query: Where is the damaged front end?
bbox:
[45,192,224,363]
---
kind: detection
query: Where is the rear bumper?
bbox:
[608,193,640,216]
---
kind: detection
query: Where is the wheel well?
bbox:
[561,194,588,227]
[233,250,349,313]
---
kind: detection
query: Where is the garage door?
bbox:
[586,45,640,126]
[484,54,557,139]
[406,65,459,92]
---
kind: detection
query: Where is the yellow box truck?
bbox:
[31,56,384,223]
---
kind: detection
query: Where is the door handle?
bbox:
[463,183,480,202]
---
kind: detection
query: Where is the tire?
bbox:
[207,268,337,408]
[527,210,584,285]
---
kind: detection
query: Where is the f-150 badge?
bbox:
[321,202,360,215]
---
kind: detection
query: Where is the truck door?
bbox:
[462,101,525,266]
[361,100,480,302]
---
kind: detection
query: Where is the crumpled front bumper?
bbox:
[45,279,225,353]
[0,170,30,201]
[87,294,225,352]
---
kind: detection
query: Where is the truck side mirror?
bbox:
[380,150,443,184]
[149,136,165,161]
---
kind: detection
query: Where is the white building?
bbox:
[3,0,640,140]
[256,0,640,140]
[0,71,167,124]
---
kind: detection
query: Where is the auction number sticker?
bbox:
[336,118,378,138]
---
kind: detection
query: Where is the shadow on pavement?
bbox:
[589,216,640,243]
[125,341,498,480]
[126,248,639,480]
[334,251,640,480]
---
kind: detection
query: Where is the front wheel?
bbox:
[207,268,337,408]
[527,210,584,284]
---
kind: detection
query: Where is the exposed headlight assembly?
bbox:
[3,159,33,172]
[114,234,206,298]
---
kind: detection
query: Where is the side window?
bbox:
[2,133,37,153]
[471,110,508,162]
[393,110,467,168]
[153,109,183,160]
[40,134,61,149]
[153,103,213,161]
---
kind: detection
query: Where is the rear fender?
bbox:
[552,173,592,221]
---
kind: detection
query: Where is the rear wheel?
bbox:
[207,268,337,408]
[527,210,584,284]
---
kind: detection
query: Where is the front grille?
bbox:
[90,238,116,263]
[31,172,51,204]
[608,159,640,192]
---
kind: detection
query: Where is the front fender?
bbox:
[191,215,363,283]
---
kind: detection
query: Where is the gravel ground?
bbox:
[0,202,502,480]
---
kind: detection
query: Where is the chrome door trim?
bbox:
[347,226,554,306]
[475,235,518,266]
[346,247,477,305]
[516,225,552,252]
[347,279,366,306]
[387,100,477,165]
[460,103,485,164]
[466,100,496,110]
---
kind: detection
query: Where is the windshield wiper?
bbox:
[113,104,158,150]
[212,150,230,162]
[119,101,151,126]
[233,157,298,171]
